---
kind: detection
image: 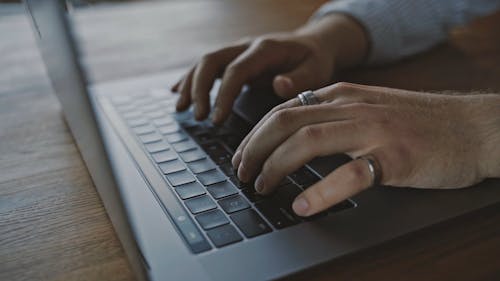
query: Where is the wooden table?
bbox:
[1,1,499,280]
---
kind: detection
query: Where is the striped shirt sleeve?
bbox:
[313,0,500,64]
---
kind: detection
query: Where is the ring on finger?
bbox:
[356,154,382,188]
[297,90,320,106]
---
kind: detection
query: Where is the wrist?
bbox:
[296,13,369,69]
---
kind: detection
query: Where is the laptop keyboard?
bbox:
[108,90,355,253]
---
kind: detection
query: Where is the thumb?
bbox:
[272,61,320,98]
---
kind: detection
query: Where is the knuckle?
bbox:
[345,102,374,119]
[332,81,355,92]
[199,52,217,66]
[225,62,244,77]
[254,37,278,49]
[317,82,357,102]
[270,108,295,128]
[298,124,324,141]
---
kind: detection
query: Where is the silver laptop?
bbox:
[24,1,500,280]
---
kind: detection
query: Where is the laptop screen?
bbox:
[24,2,146,278]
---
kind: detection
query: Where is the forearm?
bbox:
[295,14,369,69]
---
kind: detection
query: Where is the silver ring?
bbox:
[357,155,382,188]
[297,90,320,106]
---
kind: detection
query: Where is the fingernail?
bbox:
[212,107,222,124]
[255,174,264,193]
[176,100,185,111]
[292,197,309,216]
[274,75,294,95]
[232,150,242,169]
[194,105,203,120]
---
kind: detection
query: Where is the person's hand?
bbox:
[232,82,500,217]
[172,14,368,124]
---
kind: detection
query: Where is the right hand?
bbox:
[172,14,368,124]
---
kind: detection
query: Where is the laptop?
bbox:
[24,1,500,280]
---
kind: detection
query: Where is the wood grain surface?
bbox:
[0,1,499,281]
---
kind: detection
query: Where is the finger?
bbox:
[176,67,195,111]
[272,59,326,98]
[254,121,361,194]
[191,45,247,120]
[238,103,359,182]
[292,158,374,217]
[212,39,298,124]
[232,98,300,168]
[171,79,181,93]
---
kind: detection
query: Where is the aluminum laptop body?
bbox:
[24,1,500,280]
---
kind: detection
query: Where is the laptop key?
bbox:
[151,149,177,163]
[185,195,217,214]
[277,177,292,187]
[219,134,241,151]
[153,117,175,127]
[242,188,265,203]
[166,132,188,143]
[202,142,232,164]
[121,110,141,120]
[183,124,206,136]
[159,159,186,174]
[165,170,196,186]
[328,199,356,213]
[141,103,161,112]
[117,104,136,113]
[231,209,272,238]
[219,195,250,214]
[206,181,238,199]
[175,181,206,200]
[133,124,156,135]
[160,193,212,254]
[197,169,226,186]
[195,209,229,230]
[229,176,249,189]
[111,95,132,105]
[146,110,166,119]
[194,132,212,143]
[158,124,180,135]
[289,167,320,188]
[144,141,169,153]
[188,158,216,174]
[206,224,243,248]
[273,183,302,208]
[128,118,149,127]
[255,200,300,229]
[179,149,206,163]
[139,132,163,144]
[172,140,197,153]
[219,163,235,176]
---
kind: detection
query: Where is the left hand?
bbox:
[231,82,500,217]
